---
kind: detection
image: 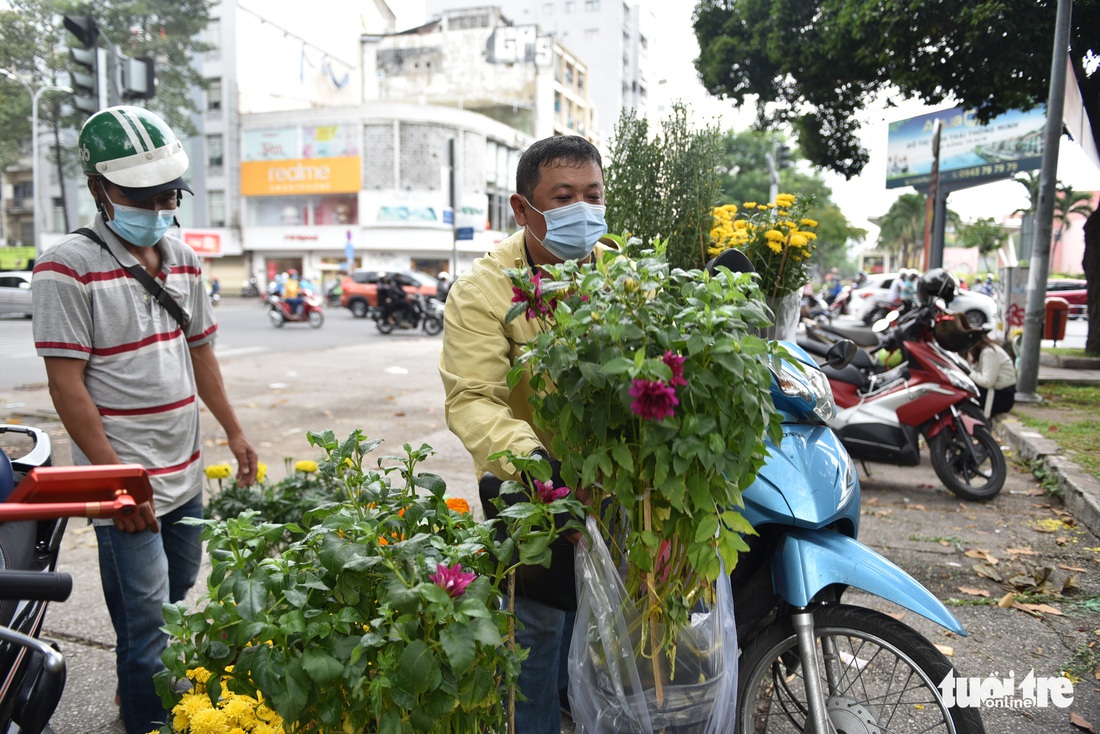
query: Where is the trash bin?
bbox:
[1044,297,1070,343]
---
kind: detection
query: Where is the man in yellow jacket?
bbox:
[440,135,612,733]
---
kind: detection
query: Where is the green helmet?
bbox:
[77,106,192,197]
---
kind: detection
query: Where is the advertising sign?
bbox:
[0,246,37,270]
[182,230,223,257]
[886,106,1046,189]
[241,157,361,196]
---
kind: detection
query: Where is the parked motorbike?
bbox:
[0,425,153,734]
[267,293,325,329]
[239,277,260,299]
[374,294,443,336]
[828,284,851,316]
[731,338,984,733]
[862,296,917,326]
[801,301,1006,501]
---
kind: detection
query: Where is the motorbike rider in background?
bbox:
[379,273,415,327]
[283,269,304,316]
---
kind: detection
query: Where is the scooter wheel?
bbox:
[376,319,394,334]
[423,316,443,336]
[738,604,984,734]
[929,422,1005,501]
[308,310,325,329]
[268,309,285,328]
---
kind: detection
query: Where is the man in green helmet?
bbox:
[31,106,258,734]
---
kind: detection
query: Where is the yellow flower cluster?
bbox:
[709,194,819,300]
[150,667,284,734]
[204,464,232,480]
[293,460,318,474]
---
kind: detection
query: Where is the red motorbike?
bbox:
[800,300,1006,501]
[266,293,325,329]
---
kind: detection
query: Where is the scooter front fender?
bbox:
[773,528,966,635]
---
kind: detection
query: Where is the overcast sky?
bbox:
[394,0,1100,249]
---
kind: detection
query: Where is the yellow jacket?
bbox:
[439,229,613,481]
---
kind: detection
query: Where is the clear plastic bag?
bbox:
[568,517,738,733]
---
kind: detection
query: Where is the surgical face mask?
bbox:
[524,198,608,261]
[102,191,176,247]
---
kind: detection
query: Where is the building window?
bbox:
[207,134,223,169]
[564,1,575,12]
[204,18,220,49]
[207,78,222,110]
[585,0,599,10]
[208,190,225,227]
[584,28,599,41]
[542,2,554,14]
[577,70,586,95]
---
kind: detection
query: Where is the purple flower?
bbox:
[429,563,477,598]
[629,379,679,421]
[662,351,687,387]
[512,271,549,320]
[535,479,571,503]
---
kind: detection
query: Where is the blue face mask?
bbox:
[104,193,176,248]
[524,198,608,261]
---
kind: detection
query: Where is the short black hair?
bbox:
[515,136,603,200]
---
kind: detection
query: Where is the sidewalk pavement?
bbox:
[997,354,1100,540]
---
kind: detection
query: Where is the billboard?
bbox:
[241,125,361,195]
[886,106,1046,189]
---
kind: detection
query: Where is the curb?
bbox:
[1039,352,1100,370]
[996,417,1100,538]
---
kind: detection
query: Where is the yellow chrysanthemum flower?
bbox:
[764,229,785,242]
[204,463,232,480]
[790,233,809,247]
[743,201,757,209]
[255,462,267,483]
[766,239,783,253]
[803,231,817,240]
[733,220,748,230]
[800,218,818,228]
[294,460,318,473]
[189,707,231,734]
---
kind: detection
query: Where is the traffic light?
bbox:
[120,55,155,100]
[777,145,792,169]
[64,13,102,114]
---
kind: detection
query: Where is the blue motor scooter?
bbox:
[706,251,985,733]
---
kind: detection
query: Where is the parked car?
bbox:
[340,270,438,318]
[1046,278,1087,319]
[0,271,33,318]
[848,271,997,328]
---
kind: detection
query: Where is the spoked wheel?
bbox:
[376,318,394,334]
[308,310,324,328]
[928,410,1005,501]
[738,605,984,734]
[267,309,285,328]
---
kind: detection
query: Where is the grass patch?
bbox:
[1013,383,1100,480]
[1041,347,1092,357]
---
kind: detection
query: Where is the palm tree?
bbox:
[1052,186,1096,270]
[876,194,927,269]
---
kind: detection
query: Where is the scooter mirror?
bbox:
[705,249,755,276]
[824,339,858,369]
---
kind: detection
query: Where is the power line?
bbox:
[236,3,356,71]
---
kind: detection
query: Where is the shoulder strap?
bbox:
[75,227,190,331]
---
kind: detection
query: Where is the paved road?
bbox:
[2,306,1098,733]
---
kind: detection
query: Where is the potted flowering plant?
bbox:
[505,246,783,720]
[155,431,581,733]
[709,193,819,339]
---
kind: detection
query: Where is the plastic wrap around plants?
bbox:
[568,517,737,733]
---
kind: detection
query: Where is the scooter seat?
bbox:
[814,321,880,348]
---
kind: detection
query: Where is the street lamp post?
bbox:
[0,69,72,254]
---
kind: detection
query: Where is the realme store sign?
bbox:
[240,126,362,228]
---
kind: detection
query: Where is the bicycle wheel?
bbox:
[738,604,984,734]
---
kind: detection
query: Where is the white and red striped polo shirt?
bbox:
[32,216,217,517]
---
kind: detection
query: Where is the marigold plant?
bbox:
[709,194,819,300]
[158,431,581,733]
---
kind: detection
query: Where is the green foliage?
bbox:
[158,432,583,733]
[605,104,723,271]
[958,217,1009,256]
[693,0,1100,179]
[506,250,781,655]
[875,193,961,269]
[0,0,212,174]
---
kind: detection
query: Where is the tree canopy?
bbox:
[694,0,1100,179]
[0,0,213,171]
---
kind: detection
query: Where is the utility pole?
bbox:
[1017,0,1073,401]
